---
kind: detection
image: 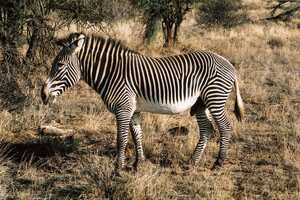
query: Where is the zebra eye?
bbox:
[57,63,64,68]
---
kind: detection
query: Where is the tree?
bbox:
[25,0,59,61]
[0,0,131,110]
[137,0,197,47]
[266,0,300,21]
[0,0,122,64]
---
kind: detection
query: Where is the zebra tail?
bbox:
[234,78,244,122]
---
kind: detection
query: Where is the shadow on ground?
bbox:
[0,136,78,164]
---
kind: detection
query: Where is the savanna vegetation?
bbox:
[0,0,299,199]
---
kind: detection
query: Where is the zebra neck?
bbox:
[77,36,130,98]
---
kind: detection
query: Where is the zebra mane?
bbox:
[89,34,139,55]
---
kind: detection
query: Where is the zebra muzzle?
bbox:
[41,84,49,105]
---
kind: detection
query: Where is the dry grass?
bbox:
[0,1,300,199]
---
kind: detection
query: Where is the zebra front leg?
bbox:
[191,108,214,165]
[130,112,145,169]
[115,110,132,171]
[209,109,232,169]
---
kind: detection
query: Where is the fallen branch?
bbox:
[37,125,75,137]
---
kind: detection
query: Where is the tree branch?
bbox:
[266,5,300,21]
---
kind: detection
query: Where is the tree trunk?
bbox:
[0,0,23,67]
[173,23,179,44]
[26,19,40,61]
[162,20,175,48]
[143,16,158,44]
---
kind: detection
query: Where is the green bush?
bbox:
[198,0,246,27]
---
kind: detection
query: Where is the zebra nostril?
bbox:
[41,84,49,105]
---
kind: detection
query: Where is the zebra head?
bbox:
[41,33,85,105]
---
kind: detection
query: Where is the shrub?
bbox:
[267,37,284,49]
[197,0,246,27]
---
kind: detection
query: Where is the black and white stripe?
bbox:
[42,33,244,170]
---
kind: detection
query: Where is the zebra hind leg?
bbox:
[209,108,233,170]
[130,112,145,169]
[190,108,214,165]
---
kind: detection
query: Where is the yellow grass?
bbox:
[0,2,300,199]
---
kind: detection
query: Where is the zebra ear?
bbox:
[70,34,85,53]
[55,39,68,47]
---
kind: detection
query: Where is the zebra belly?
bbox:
[135,96,199,114]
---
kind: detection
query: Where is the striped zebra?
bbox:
[41,33,244,171]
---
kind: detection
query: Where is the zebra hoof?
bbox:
[211,159,224,170]
[181,159,196,171]
[111,169,122,178]
[113,162,125,176]
[133,158,146,171]
[133,161,139,171]
[182,163,192,171]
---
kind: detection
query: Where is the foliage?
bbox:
[267,0,300,21]
[50,0,134,30]
[0,1,25,65]
[197,0,246,27]
[51,0,112,27]
[0,0,130,64]
[0,1,24,42]
[25,0,59,61]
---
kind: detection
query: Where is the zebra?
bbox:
[41,32,244,171]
